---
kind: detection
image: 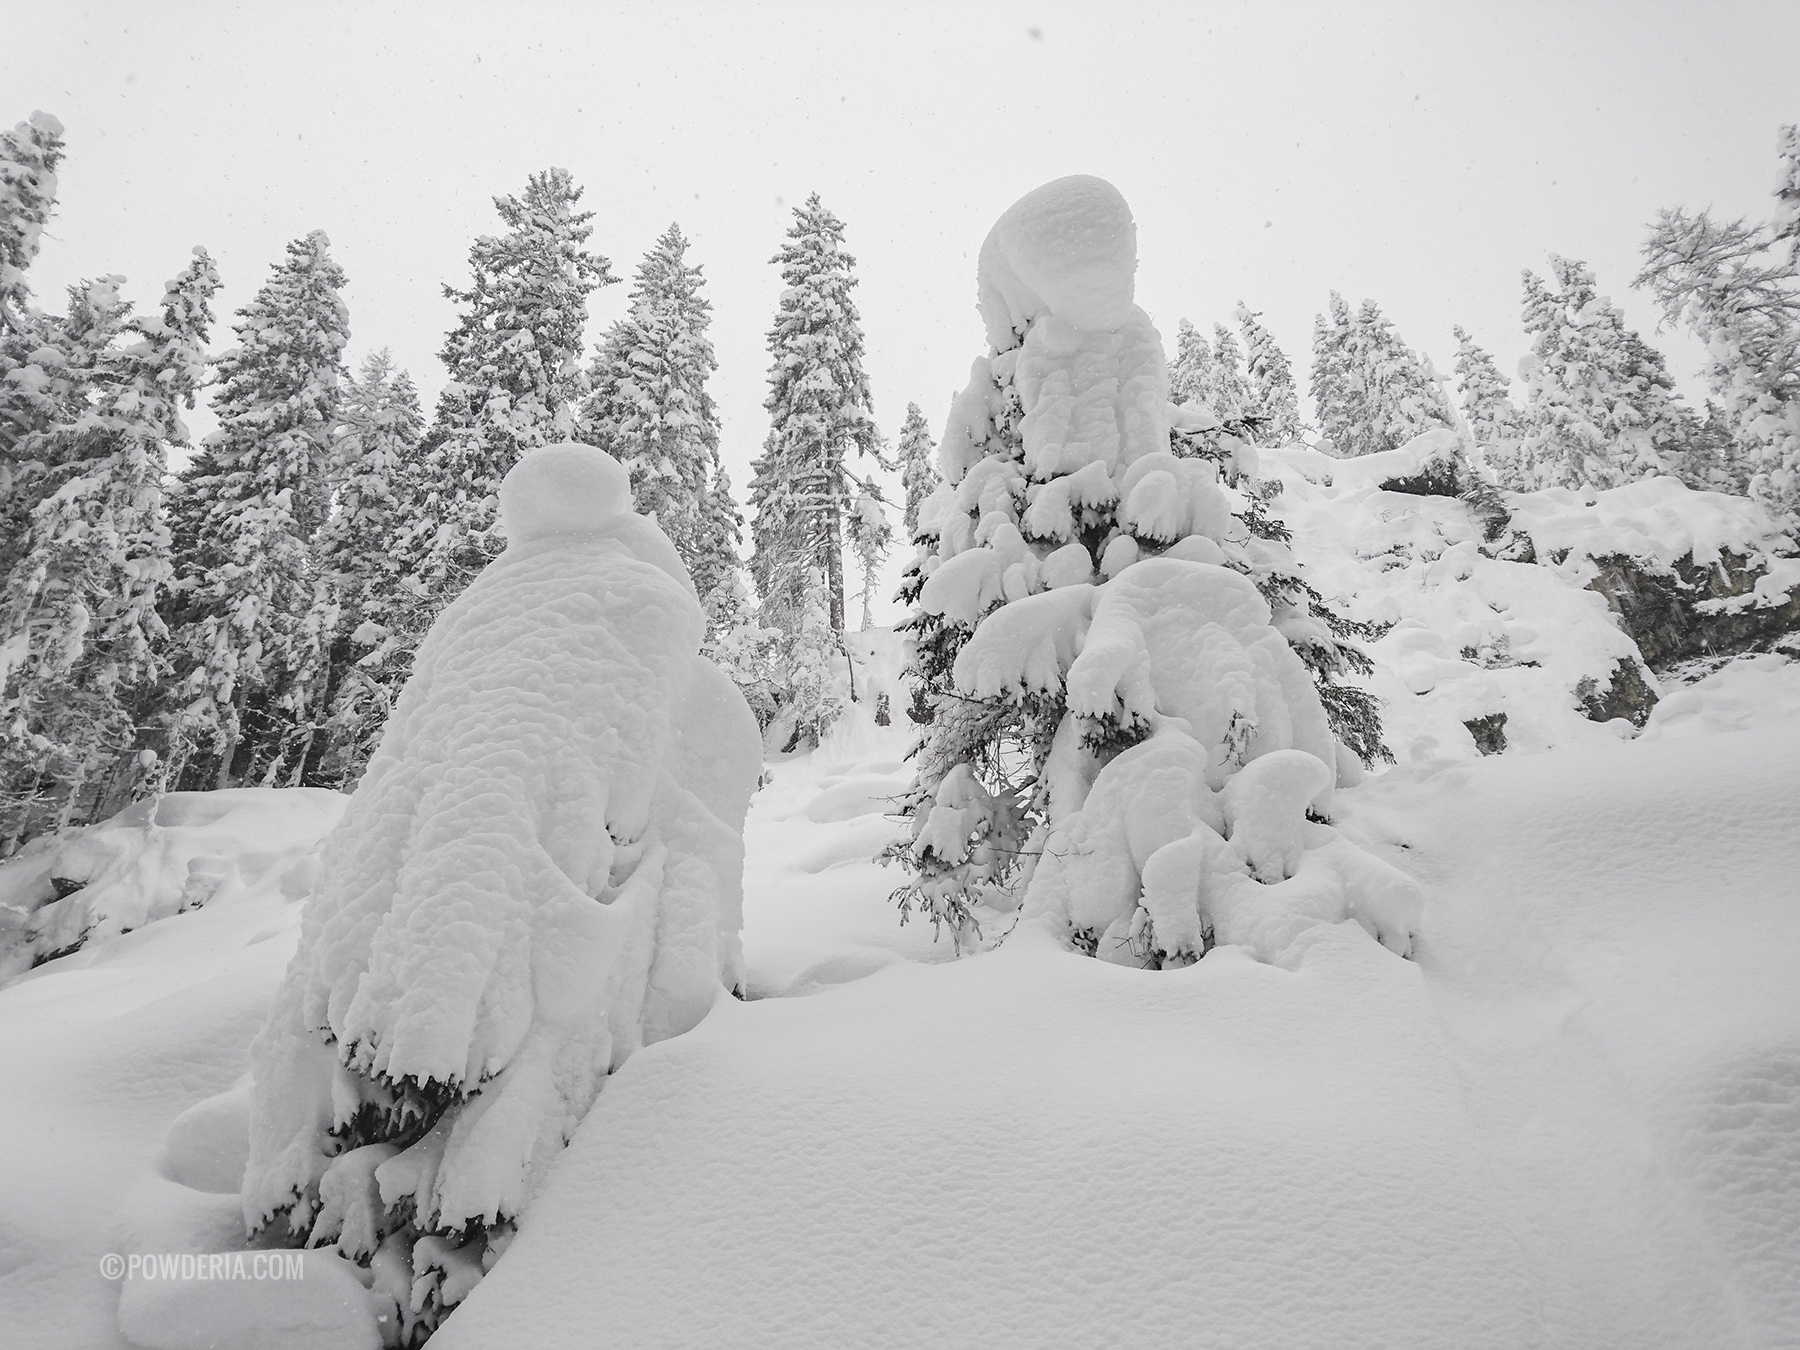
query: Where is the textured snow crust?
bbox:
[240,443,761,1295]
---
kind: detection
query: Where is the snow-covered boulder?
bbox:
[240,443,761,1342]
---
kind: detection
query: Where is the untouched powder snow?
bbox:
[0,639,1796,1348]
[436,685,1800,1350]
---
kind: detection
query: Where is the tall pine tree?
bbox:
[1309,293,1359,457]
[1,254,218,846]
[579,223,722,582]
[311,349,425,786]
[1209,323,1254,422]
[164,231,348,788]
[1518,256,1690,491]
[1235,302,1303,444]
[400,169,613,606]
[897,401,939,539]
[1,111,68,581]
[1452,325,1526,487]
[1339,299,1456,456]
[749,194,878,638]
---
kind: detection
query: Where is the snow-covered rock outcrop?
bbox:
[240,443,761,1341]
[1264,439,1800,759]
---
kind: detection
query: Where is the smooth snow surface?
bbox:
[439,691,1800,1350]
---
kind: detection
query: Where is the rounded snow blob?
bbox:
[978,175,1138,342]
[499,441,632,544]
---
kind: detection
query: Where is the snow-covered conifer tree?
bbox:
[0,110,61,348]
[1,253,218,846]
[847,480,893,629]
[164,231,348,788]
[1452,327,1519,445]
[1637,124,1800,514]
[1340,300,1456,456]
[1,111,67,572]
[748,194,879,638]
[579,224,722,577]
[1518,256,1692,491]
[243,443,761,1344]
[1309,294,1358,457]
[1235,303,1303,444]
[399,169,614,610]
[1168,319,1215,410]
[1210,323,1254,422]
[897,401,939,538]
[779,574,845,746]
[311,350,425,787]
[889,177,1412,964]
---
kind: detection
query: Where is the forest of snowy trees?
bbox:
[2,109,1797,857]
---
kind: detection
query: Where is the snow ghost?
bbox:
[241,442,761,1342]
[895,175,1421,968]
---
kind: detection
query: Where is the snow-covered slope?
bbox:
[434,686,1800,1350]
[1,611,1797,1349]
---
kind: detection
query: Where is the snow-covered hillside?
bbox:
[2,631,1798,1347]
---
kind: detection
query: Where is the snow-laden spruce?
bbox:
[242,442,761,1342]
[892,176,1418,967]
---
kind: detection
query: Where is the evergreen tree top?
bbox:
[763,193,874,431]
[0,110,64,329]
[209,231,349,445]
[439,167,614,387]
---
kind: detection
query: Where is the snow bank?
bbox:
[0,789,344,982]
[1508,474,1797,576]
[238,443,761,1340]
[1641,652,1800,737]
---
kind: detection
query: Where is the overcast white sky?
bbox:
[7,1,1797,619]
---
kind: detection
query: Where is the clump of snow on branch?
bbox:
[894,176,1417,967]
[240,443,761,1342]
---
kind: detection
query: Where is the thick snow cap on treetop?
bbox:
[977,174,1139,346]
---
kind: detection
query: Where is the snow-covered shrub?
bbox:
[241,443,761,1345]
[890,177,1417,964]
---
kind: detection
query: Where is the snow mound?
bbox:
[432,719,1800,1350]
[1508,474,1796,575]
[240,443,761,1336]
[1642,653,1800,737]
[0,788,345,983]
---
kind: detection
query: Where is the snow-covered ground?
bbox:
[1,636,1797,1347]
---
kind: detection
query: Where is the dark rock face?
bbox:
[1585,551,1800,669]
[1576,660,1660,727]
[1463,713,1509,755]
